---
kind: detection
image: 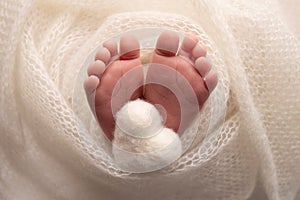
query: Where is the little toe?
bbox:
[84,75,99,97]
[204,72,218,93]
[95,47,111,64]
[195,57,211,77]
[155,30,179,57]
[84,75,99,114]
[119,34,140,60]
[103,39,118,57]
[87,60,106,78]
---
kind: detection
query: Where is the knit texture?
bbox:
[0,0,299,200]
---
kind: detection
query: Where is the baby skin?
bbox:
[84,31,218,140]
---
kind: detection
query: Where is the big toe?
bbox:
[119,34,140,60]
[155,31,180,57]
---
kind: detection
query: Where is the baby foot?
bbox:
[84,35,143,140]
[144,31,218,135]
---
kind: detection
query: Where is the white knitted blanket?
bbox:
[0,0,299,199]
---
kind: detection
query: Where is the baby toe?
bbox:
[84,75,99,98]
[204,72,218,93]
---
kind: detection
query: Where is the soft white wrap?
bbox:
[0,0,300,200]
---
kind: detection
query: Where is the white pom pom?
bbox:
[115,99,163,138]
[112,99,182,173]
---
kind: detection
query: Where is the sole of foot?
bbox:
[144,31,218,134]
